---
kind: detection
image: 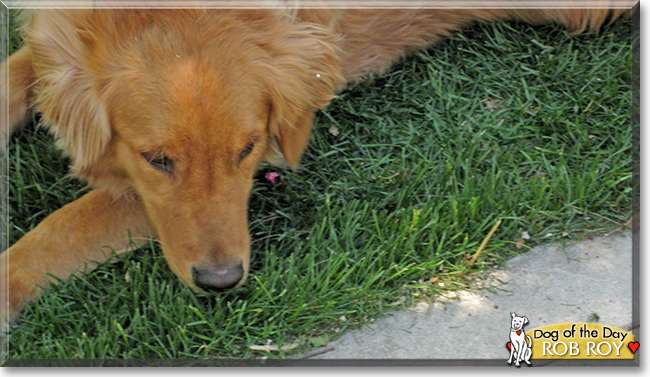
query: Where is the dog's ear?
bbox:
[263,22,345,169]
[523,316,529,325]
[511,312,516,318]
[25,10,112,172]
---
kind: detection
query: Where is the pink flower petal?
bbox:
[265,172,283,185]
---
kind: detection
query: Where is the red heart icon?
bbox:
[506,342,511,350]
[517,330,522,335]
[628,342,639,354]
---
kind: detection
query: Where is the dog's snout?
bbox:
[191,263,244,292]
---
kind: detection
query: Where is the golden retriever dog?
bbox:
[0,4,631,330]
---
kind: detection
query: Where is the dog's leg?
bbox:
[515,351,521,366]
[517,341,527,366]
[337,7,630,83]
[524,336,533,364]
[0,190,153,330]
[512,341,523,366]
[0,46,36,147]
[506,8,631,35]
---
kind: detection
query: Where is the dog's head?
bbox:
[25,9,344,291]
[510,312,529,331]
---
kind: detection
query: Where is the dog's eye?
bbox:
[142,151,174,175]
[239,141,255,162]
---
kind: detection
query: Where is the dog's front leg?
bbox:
[514,342,523,366]
[509,341,518,365]
[0,189,153,330]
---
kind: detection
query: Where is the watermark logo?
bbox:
[506,312,639,367]
[528,322,637,360]
[505,314,638,363]
[506,312,533,367]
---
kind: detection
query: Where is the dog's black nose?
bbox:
[191,263,244,292]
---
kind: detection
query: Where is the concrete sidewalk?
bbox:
[309,231,635,362]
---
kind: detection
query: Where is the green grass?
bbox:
[4,17,633,360]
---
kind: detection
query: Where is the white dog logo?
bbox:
[507,312,532,366]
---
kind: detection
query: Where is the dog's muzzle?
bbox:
[191,263,244,292]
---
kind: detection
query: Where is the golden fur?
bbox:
[0,5,630,328]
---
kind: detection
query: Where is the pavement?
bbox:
[305,230,637,365]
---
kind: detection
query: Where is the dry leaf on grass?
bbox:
[515,237,525,249]
[482,99,504,111]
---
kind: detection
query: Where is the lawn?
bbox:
[2,11,633,362]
